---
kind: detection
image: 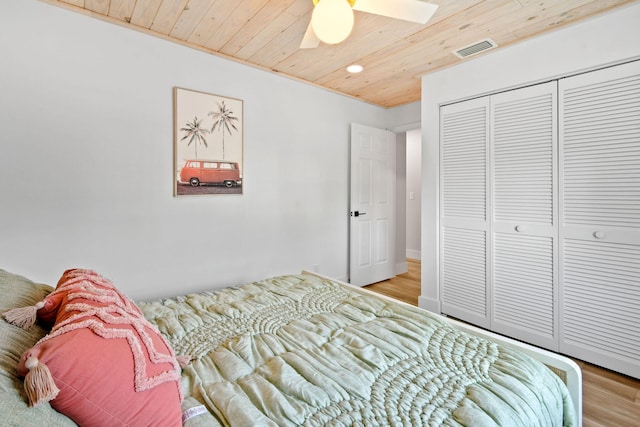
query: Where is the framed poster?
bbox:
[174,87,243,195]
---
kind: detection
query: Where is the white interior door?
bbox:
[558,60,640,378]
[490,81,559,351]
[439,98,491,328]
[350,123,396,286]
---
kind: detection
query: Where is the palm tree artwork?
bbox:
[208,101,239,159]
[180,116,209,159]
[174,88,243,196]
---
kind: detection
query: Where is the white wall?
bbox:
[420,3,640,312]
[405,128,421,260]
[0,0,419,300]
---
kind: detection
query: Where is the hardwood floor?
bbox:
[364,259,640,426]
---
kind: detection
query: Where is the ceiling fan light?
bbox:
[311,0,354,45]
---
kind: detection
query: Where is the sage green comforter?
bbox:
[0,269,77,426]
[140,274,575,427]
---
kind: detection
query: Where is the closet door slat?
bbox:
[562,66,640,229]
[442,105,488,220]
[442,227,488,321]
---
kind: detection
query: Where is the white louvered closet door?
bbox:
[559,60,640,379]
[490,82,559,350]
[440,98,490,328]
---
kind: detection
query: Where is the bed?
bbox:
[1,268,581,426]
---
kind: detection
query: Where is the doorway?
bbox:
[392,127,422,277]
[349,124,422,285]
[405,128,421,262]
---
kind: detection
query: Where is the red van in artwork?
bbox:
[179,160,241,187]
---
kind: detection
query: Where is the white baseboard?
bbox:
[418,296,441,314]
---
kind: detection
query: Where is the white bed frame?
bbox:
[302,271,582,426]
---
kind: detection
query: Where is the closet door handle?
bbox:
[515,225,524,232]
[593,231,606,239]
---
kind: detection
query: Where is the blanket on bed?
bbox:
[140,274,575,427]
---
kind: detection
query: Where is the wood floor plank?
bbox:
[583,381,640,427]
[581,363,638,402]
[365,259,640,426]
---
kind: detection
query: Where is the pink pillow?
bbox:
[15,269,182,426]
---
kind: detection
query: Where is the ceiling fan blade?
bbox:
[353,0,438,24]
[300,21,321,49]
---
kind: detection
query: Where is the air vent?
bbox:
[453,38,498,59]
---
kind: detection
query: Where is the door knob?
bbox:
[351,211,367,217]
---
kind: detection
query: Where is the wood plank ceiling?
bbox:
[43,0,636,107]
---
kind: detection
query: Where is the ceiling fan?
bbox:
[300,0,439,48]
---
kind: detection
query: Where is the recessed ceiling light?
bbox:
[346,64,364,73]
